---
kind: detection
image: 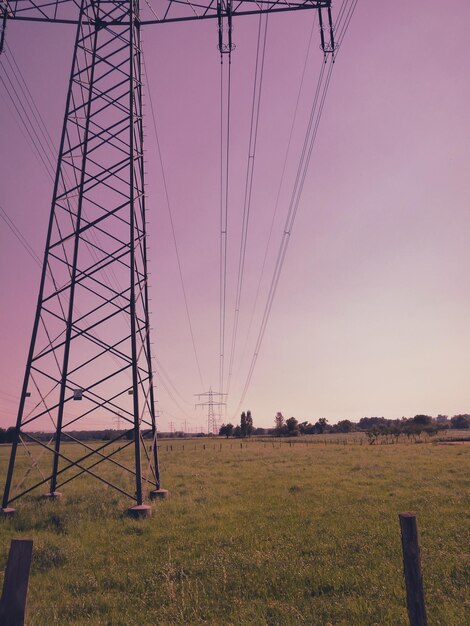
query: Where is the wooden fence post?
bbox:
[0,538,33,626]
[399,512,428,626]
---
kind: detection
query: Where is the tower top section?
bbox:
[1,0,331,26]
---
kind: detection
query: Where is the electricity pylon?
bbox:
[195,388,227,435]
[0,0,334,517]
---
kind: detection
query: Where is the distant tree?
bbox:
[389,423,402,443]
[424,424,439,437]
[334,419,355,433]
[233,425,242,438]
[313,417,328,434]
[274,412,285,436]
[286,416,299,436]
[366,428,380,445]
[401,419,424,440]
[219,423,234,438]
[2,427,16,443]
[245,411,254,437]
[450,414,470,430]
[240,412,247,437]
[413,414,432,426]
[298,421,315,435]
[357,417,386,431]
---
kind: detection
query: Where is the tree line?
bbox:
[271,413,470,439]
[0,413,468,445]
[218,412,470,440]
[219,411,258,438]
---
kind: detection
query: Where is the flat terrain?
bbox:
[0,437,469,625]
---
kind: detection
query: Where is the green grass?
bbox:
[0,438,469,625]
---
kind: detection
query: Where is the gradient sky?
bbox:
[1,0,470,430]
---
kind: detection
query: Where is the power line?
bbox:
[153,367,194,422]
[0,204,42,266]
[142,52,206,392]
[218,49,232,397]
[1,43,124,309]
[3,45,58,158]
[0,60,55,180]
[336,0,359,45]
[154,356,193,408]
[230,2,358,417]
[231,60,334,419]
[232,13,318,391]
[225,10,269,399]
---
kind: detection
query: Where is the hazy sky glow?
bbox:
[1,0,470,430]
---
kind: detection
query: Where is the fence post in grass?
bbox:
[399,512,428,626]
[0,538,33,626]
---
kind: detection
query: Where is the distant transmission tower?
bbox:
[0,0,334,518]
[113,412,123,431]
[195,388,227,435]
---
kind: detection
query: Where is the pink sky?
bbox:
[1,0,470,431]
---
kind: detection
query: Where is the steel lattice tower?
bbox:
[196,388,227,435]
[0,0,334,517]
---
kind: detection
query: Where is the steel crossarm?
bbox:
[1,0,331,25]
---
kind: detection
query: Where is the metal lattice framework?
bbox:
[1,0,332,25]
[1,0,333,515]
[195,388,227,435]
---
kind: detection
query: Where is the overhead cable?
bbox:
[231,13,317,395]
[218,47,232,397]
[225,10,269,400]
[231,59,334,419]
[231,2,358,416]
[143,54,206,392]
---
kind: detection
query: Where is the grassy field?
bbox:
[0,437,469,625]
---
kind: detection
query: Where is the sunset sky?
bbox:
[1,0,469,431]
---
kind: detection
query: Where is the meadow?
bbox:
[0,436,469,625]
